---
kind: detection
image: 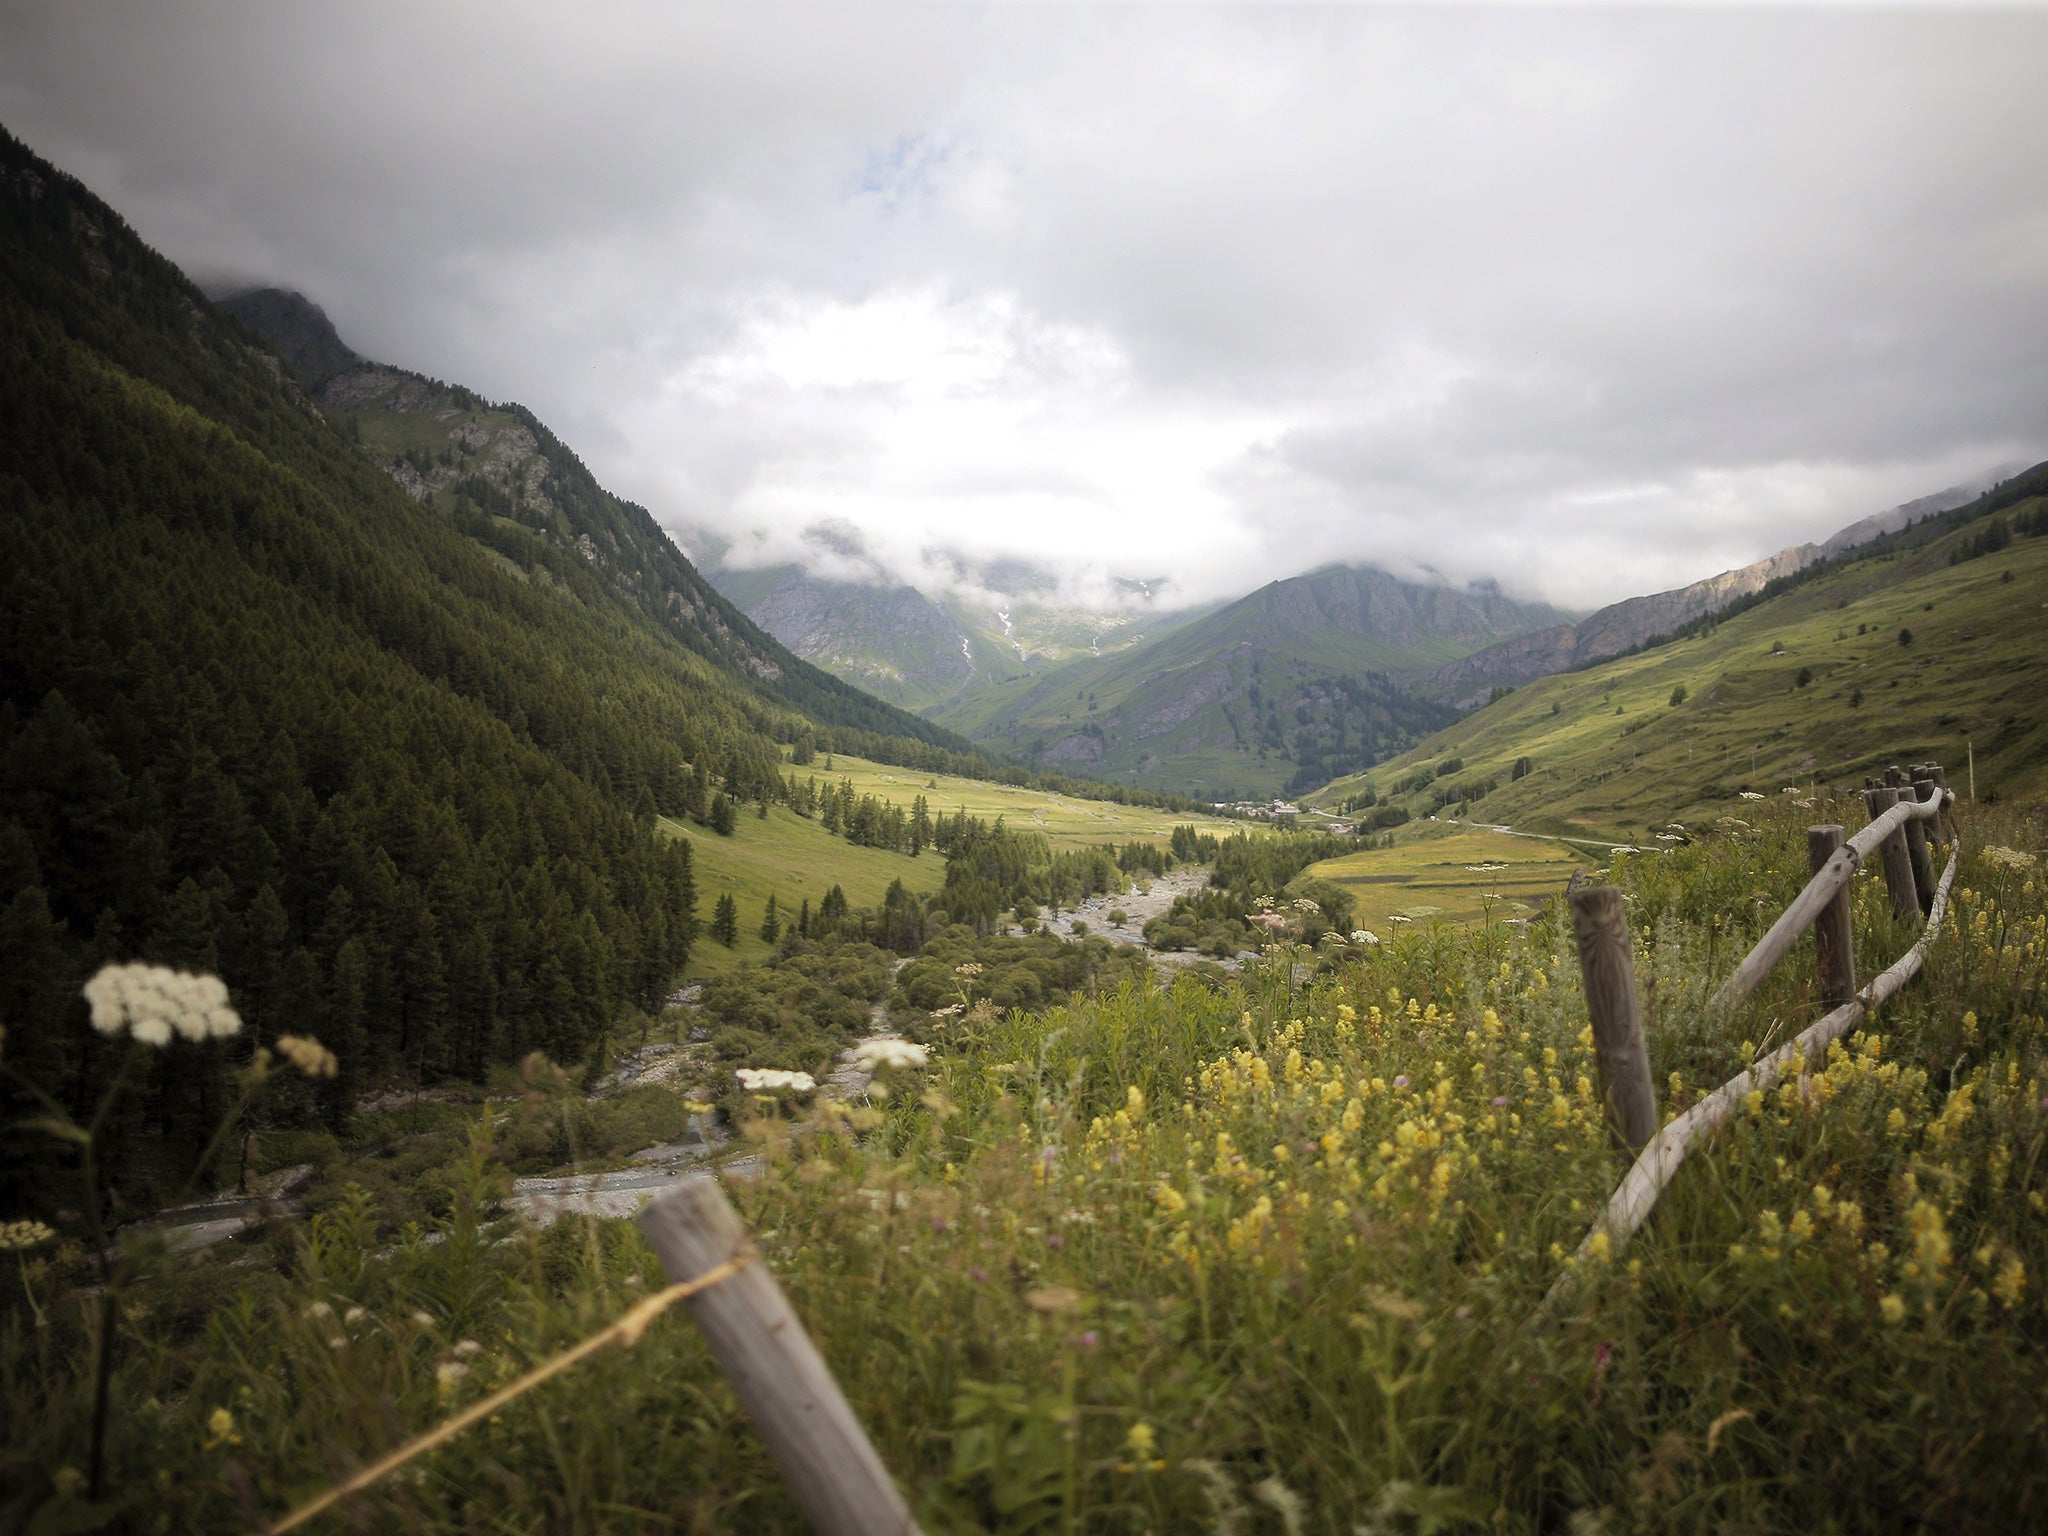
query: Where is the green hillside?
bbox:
[1310,498,2048,840]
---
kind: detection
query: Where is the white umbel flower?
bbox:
[81,963,241,1047]
[734,1068,816,1092]
[852,1038,928,1072]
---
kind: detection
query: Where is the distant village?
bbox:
[1213,798,1355,835]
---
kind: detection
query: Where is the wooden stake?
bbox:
[1808,825,1856,1009]
[1863,787,1920,923]
[637,1177,921,1536]
[1569,886,1659,1151]
[1901,791,1936,917]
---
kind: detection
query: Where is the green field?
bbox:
[660,807,942,977]
[1305,825,1587,931]
[1311,518,2048,840]
[793,753,1235,851]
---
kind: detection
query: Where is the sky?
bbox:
[2,2,2044,613]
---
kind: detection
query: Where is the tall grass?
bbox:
[4,800,2044,1532]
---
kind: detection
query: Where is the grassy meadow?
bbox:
[7,794,2044,1532]
[1305,826,1588,932]
[660,806,945,977]
[1312,519,2048,840]
[796,753,1239,852]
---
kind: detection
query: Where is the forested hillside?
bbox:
[215,287,980,753]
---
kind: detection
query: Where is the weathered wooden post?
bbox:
[1569,885,1659,1151]
[1862,786,1920,923]
[1808,825,1857,1008]
[1905,779,1939,910]
[637,1177,921,1536]
[1925,766,1955,846]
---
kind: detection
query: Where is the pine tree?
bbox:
[712,893,738,947]
[759,895,780,943]
[709,792,737,836]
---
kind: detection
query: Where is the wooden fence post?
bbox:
[1925,766,1955,846]
[1863,787,1920,923]
[1808,824,1856,1008]
[1568,886,1659,1151]
[1905,780,1939,909]
[637,1177,921,1536]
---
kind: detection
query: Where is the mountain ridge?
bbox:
[1411,479,2008,705]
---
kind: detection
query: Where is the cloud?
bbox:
[2,2,2042,611]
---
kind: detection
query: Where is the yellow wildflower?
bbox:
[1879,1294,1907,1325]
[1994,1258,2026,1310]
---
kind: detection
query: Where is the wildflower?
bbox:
[1739,791,1766,801]
[1879,1294,1907,1325]
[1350,929,1380,945]
[0,1219,57,1251]
[275,1034,338,1078]
[852,1038,928,1072]
[1994,1257,2027,1309]
[1127,1421,1156,1460]
[435,1361,470,1395]
[1983,846,2037,871]
[734,1068,816,1092]
[452,1338,482,1357]
[81,962,240,1046]
[204,1407,241,1449]
[1586,1230,1613,1264]
[1907,1201,1952,1276]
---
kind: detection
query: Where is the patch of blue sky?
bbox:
[851,131,954,213]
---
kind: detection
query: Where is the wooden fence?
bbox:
[1557,762,1960,1287]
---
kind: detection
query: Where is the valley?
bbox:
[4,106,2048,1536]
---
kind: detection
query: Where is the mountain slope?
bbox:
[1412,481,2000,705]
[928,565,1568,801]
[706,559,1205,713]
[218,287,972,755]
[1309,474,2048,838]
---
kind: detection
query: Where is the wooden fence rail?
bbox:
[1709,787,1949,1013]
[1552,760,1963,1299]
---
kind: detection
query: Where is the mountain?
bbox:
[928,565,1571,801]
[705,560,1204,713]
[1411,480,2003,706]
[217,287,972,754]
[1310,466,2048,834]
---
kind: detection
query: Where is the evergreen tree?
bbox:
[709,792,737,835]
[711,893,739,947]
[759,895,780,944]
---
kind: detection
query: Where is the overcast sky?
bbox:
[3,3,2044,612]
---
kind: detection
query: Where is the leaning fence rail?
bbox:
[1552,759,1963,1301]
[268,1175,920,1535]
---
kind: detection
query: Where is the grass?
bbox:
[793,753,1241,853]
[1305,825,1587,931]
[659,805,943,977]
[9,798,2044,1532]
[1311,516,2048,839]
